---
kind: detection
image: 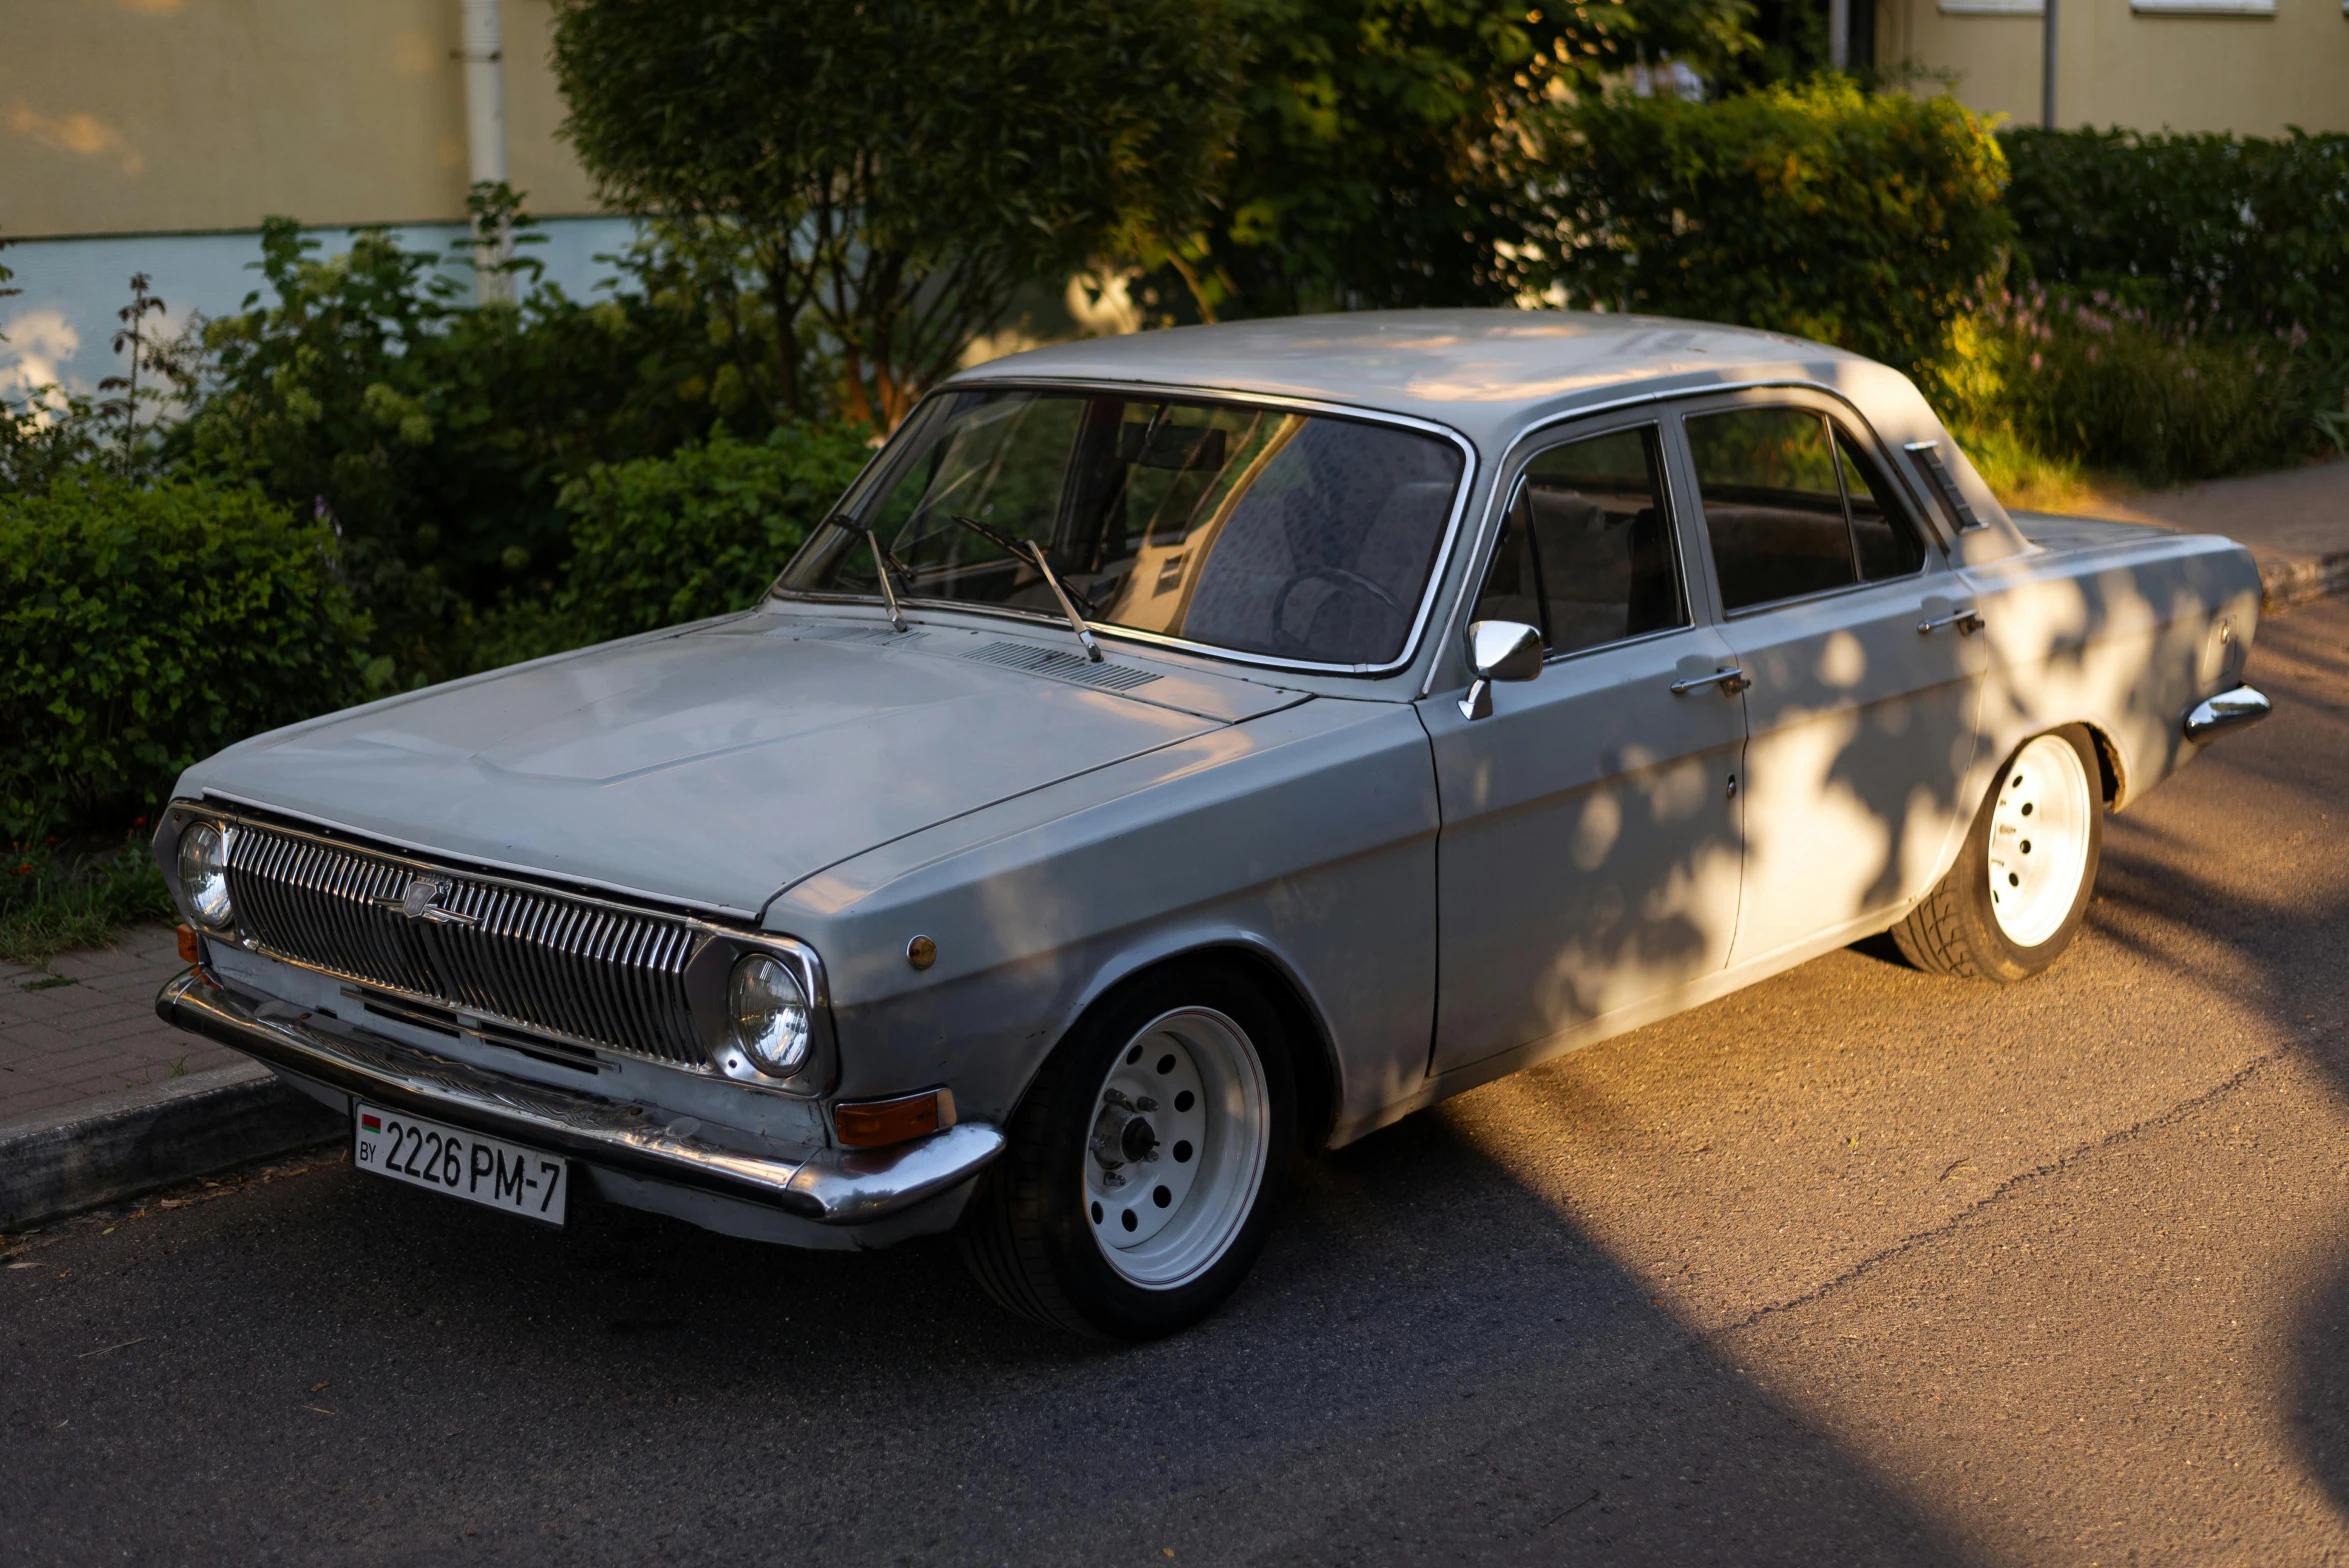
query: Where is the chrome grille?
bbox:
[221,823,707,1067]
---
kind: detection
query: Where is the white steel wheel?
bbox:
[1986,732,2096,948]
[959,964,1296,1338]
[1892,723,2105,984]
[1082,1007,1270,1290]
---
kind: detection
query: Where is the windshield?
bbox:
[778,388,1466,667]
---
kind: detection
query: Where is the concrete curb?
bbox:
[0,1061,341,1231]
[2262,551,2349,615]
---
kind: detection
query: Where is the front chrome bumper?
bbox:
[155,968,1002,1226]
[2183,683,2271,744]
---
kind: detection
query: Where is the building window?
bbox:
[2128,0,2275,12]
[1937,0,2043,14]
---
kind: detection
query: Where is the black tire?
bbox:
[1892,724,2104,983]
[959,962,1294,1338]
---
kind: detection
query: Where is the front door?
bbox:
[1676,398,1988,969]
[1422,420,1748,1076]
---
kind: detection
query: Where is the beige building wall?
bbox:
[1883,0,2349,134]
[1,0,600,239]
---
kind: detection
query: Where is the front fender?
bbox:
[768,698,1441,1138]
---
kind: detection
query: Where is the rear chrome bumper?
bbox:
[155,968,1002,1226]
[2183,684,2271,744]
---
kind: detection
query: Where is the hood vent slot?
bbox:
[963,641,1162,692]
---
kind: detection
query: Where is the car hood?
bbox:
[181,613,1306,917]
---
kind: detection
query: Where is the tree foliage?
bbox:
[1137,0,1753,321]
[551,0,1241,428]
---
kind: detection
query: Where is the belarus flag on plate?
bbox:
[360,1113,382,1133]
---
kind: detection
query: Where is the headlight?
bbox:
[176,821,234,930]
[730,953,811,1077]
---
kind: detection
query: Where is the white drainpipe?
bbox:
[460,0,511,303]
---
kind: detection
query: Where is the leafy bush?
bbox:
[1517,80,2013,378]
[167,197,816,685]
[1958,286,2320,485]
[0,473,370,836]
[557,422,871,639]
[2001,128,2349,351]
[469,422,872,667]
[1999,127,2349,466]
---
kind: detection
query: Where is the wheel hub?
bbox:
[1089,1093,1163,1180]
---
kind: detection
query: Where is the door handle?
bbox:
[1917,607,1984,636]
[1670,666,1750,696]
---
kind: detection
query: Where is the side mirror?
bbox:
[1459,619,1544,720]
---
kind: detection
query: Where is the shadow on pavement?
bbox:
[0,1081,1969,1566]
[2079,600,2349,1529]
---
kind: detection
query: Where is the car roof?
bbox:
[948,308,1872,449]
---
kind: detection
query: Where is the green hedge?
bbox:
[2001,127,2349,351]
[0,474,370,836]
[469,421,873,669]
[1520,80,2012,377]
[555,422,872,640]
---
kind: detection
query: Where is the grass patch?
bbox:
[1,836,174,968]
[1948,418,2105,514]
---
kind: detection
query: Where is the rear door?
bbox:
[1672,395,1988,969]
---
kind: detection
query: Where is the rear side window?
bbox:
[1686,407,1927,612]
[1471,425,1689,657]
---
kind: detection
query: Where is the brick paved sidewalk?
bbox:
[0,926,242,1124]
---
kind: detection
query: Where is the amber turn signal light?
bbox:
[833,1088,957,1150]
[175,924,203,965]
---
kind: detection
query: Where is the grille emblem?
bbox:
[373,875,480,927]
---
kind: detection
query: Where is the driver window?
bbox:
[1471,424,1689,657]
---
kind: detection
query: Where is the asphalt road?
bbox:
[6,599,2347,1567]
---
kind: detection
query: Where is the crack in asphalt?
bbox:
[1714,1045,2293,1338]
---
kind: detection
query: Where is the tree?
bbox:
[1135,0,1754,322]
[551,0,1241,428]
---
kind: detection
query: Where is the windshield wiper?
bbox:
[944,510,1027,561]
[944,514,1103,663]
[1024,539,1104,663]
[864,528,910,633]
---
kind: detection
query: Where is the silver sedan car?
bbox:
[154,311,2269,1336]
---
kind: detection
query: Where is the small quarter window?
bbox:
[1839,431,1927,581]
[1471,425,1688,656]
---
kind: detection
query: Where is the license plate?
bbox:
[353,1104,568,1226]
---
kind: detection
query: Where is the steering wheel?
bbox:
[1271,567,1410,649]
